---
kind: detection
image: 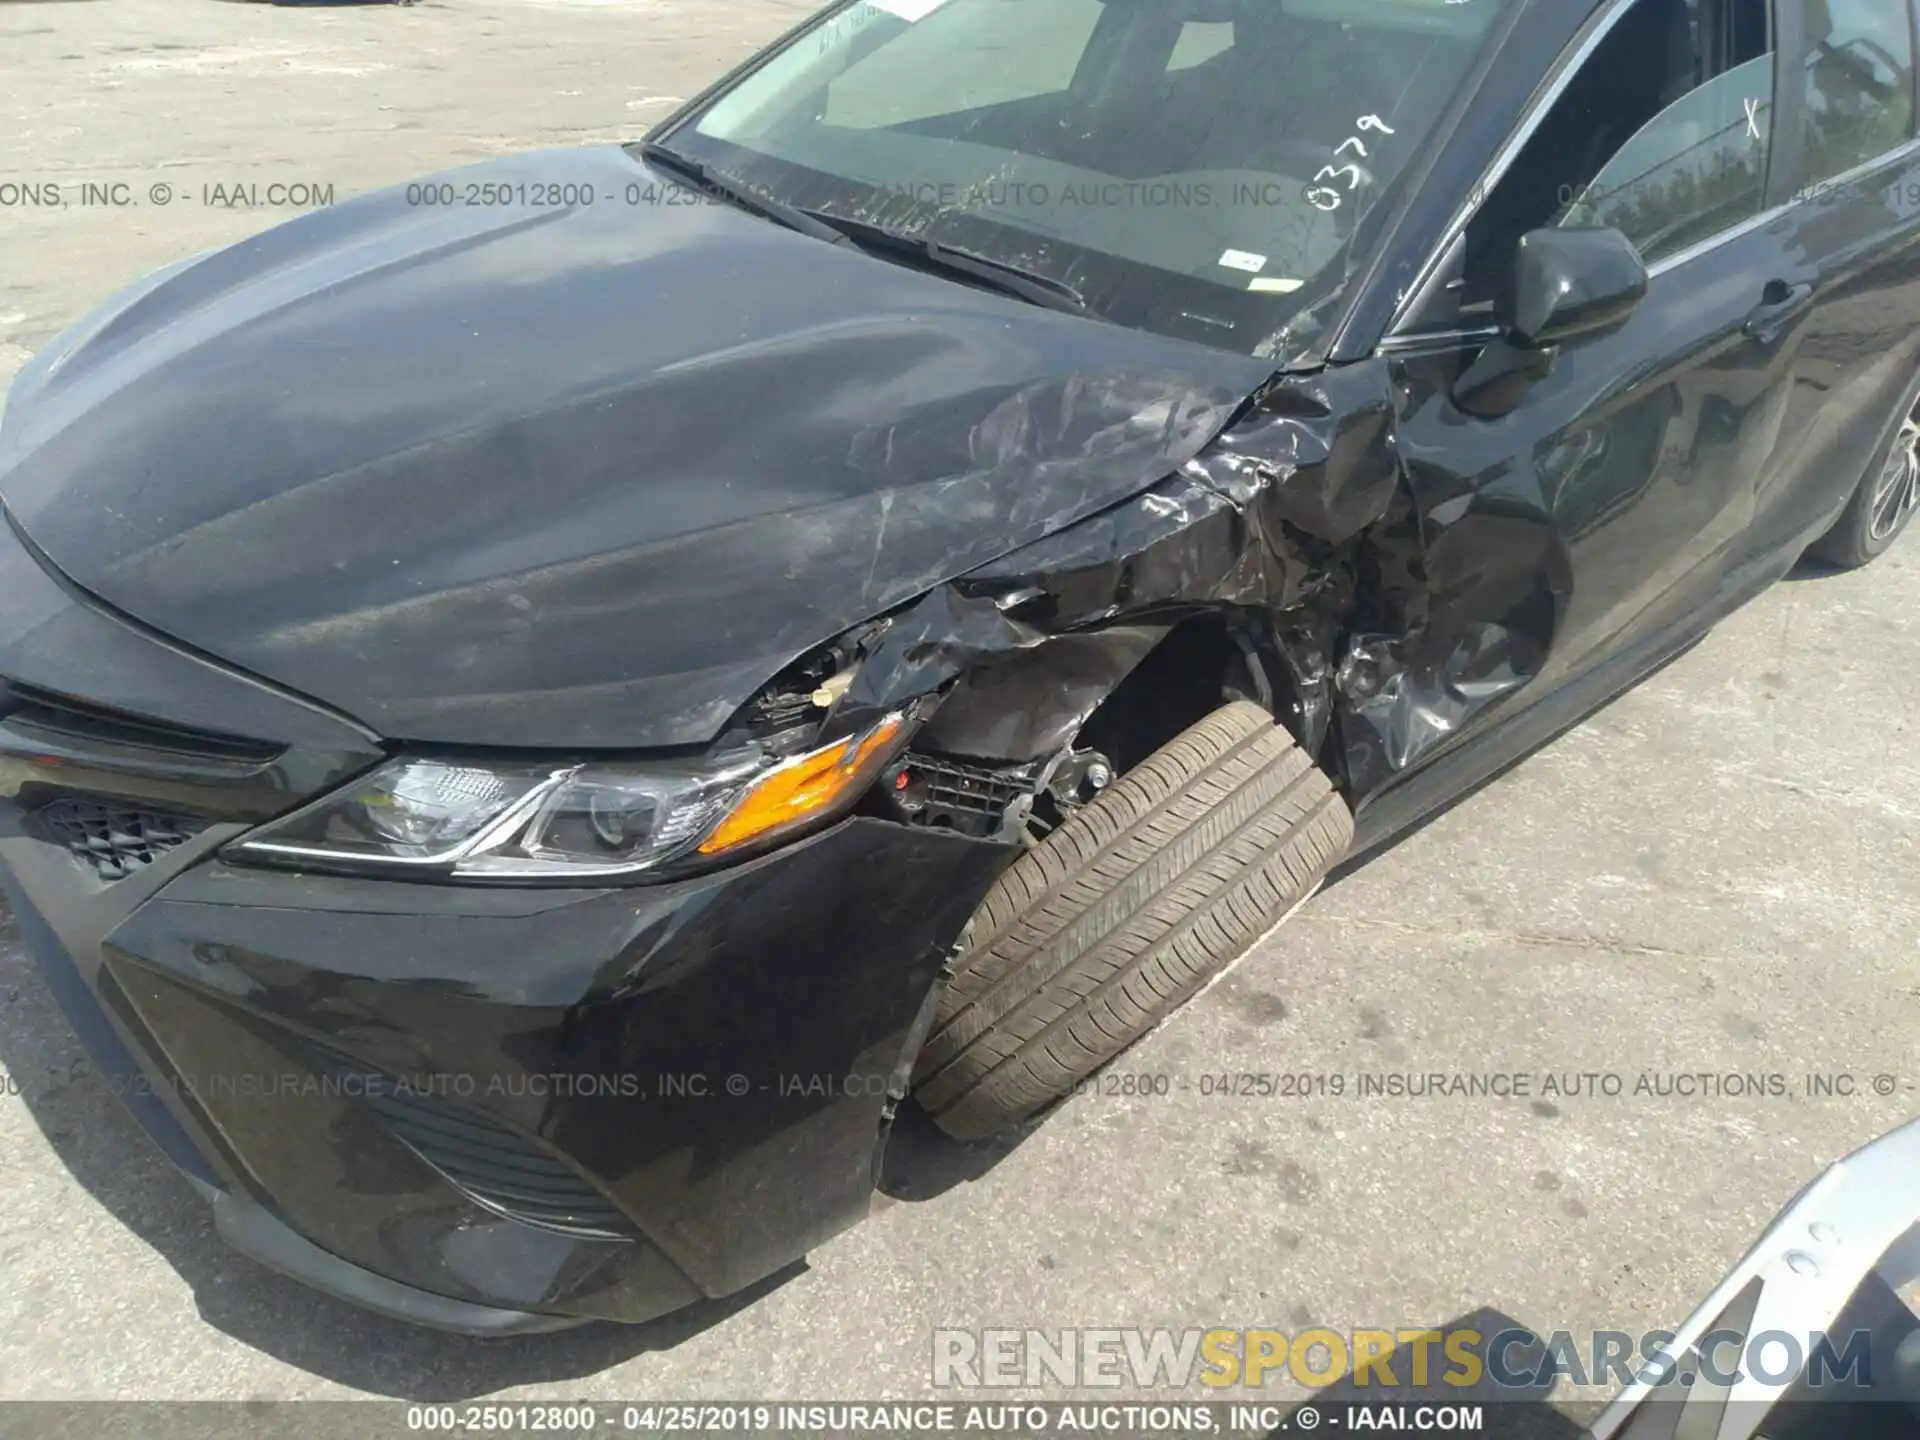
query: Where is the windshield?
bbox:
[660,0,1513,357]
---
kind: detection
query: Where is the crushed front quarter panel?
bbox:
[842,359,1541,823]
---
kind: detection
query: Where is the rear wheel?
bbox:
[1807,389,1920,569]
[912,701,1352,1140]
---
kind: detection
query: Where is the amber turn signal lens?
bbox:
[698,715,906,856]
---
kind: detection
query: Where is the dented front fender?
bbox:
[840,357,1556,834]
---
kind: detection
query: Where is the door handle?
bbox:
[1742,280,1815,343]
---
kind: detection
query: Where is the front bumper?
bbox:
[0,519,1010,1330]
[16,858,574,1336]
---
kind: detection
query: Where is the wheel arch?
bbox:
[912,607,1337,778]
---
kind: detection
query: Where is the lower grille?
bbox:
[358,1077,636,1241]
[39,799,200,882]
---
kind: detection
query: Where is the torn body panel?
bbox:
[842,356,1557,838]
[842,361,1397,755]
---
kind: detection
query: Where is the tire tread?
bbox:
[914,701,1352,1139]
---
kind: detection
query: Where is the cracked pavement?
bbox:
[0,0,1916,1418]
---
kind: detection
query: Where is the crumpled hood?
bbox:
[0,145,1270,748]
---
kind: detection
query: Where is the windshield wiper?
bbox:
[636,141,851,248]
[636,145,1087,316]
[808,214,1089,316]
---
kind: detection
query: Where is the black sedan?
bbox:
[1,0,1916,1334]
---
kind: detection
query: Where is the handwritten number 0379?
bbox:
[1306,114,1394,212]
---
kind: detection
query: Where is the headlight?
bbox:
[225,712,910,882]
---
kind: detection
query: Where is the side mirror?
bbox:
[1502,225,1649,347]
[1454,226,1648,418]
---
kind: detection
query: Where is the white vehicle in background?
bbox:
[1592,1119,1920,1440]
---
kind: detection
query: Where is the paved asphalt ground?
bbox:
[1,0,1917,1424]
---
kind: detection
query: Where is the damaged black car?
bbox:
[3,0,1918,1333]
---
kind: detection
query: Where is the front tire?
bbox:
[912,701,1352,1140]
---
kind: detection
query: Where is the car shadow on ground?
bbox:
[877,1098,1033,1202]
[0,932,803,1396]
[1255,1310,1599,1440]
[1782,553,1860,582]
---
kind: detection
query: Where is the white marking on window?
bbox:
[1315,163,1367,192]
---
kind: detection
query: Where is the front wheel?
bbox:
[1807,390,1920,568]
[911,701,1352,1140]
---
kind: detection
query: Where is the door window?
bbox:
[1559,53,1775,259]
[1795,0,1916,183]
[1455,0,1775,308]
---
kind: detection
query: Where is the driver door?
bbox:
[1354,0,1808,799]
